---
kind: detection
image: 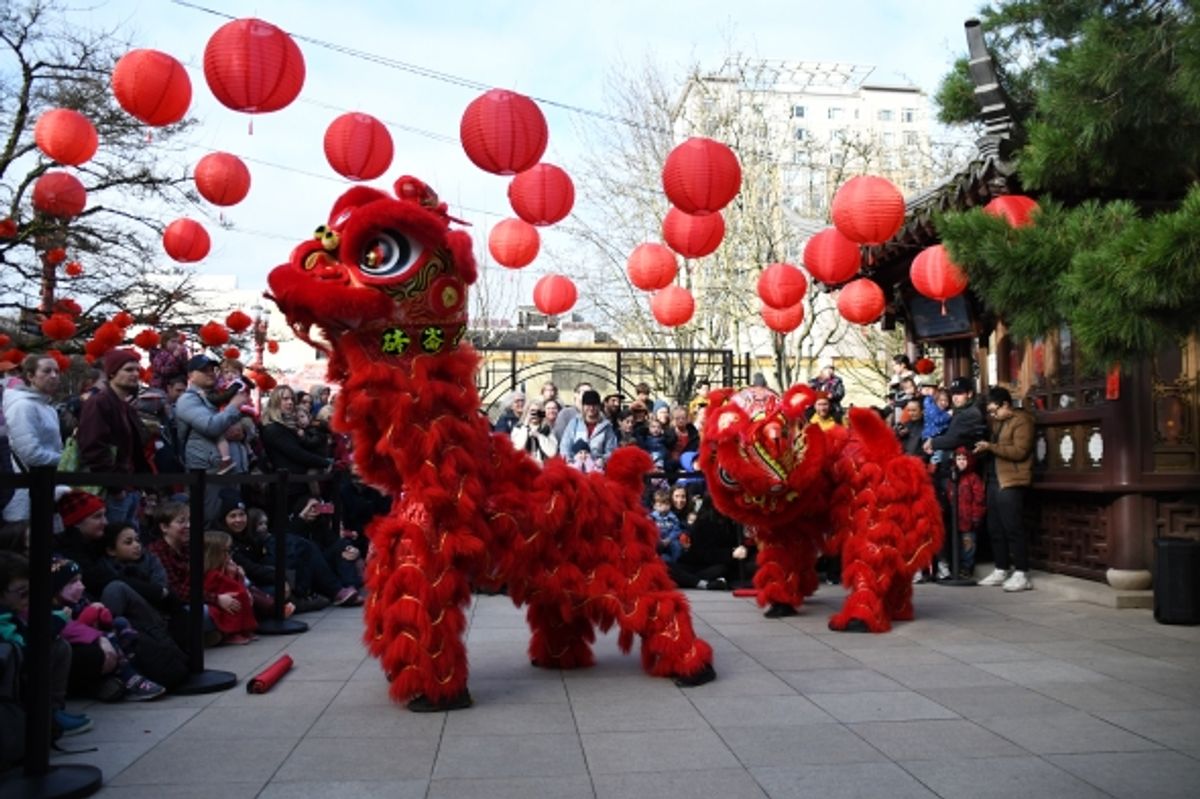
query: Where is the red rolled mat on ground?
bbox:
[732,588,757,598]
[247,654,294,694]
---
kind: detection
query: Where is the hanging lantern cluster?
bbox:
[53,298,81,317]
[459,89,548,176]
[831,176,905,246]
[203,18,305,116]
[910,244,969,311]
[803,227,861,285]
[41,313,77,341]
[111,49,192,127]
[488,218,540,269]
[194,152,251,206]
[163,218,210,263]
[324,112,393,181]
[34,109,98,166]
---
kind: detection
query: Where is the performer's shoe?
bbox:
[406,690,473,713]
[673,663,716,687]
[763,603,798,618]
[842,618,870,633]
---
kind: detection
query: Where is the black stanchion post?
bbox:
[172,469,237,694]
[938,462,976,587]
[257,470,307,635]
[0,466,102,798]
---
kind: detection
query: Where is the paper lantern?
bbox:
[627,243,678,291]
[111,49,192,127]
[0,334,9,349]
[803,227,861,285]
[459,89,547,175]
[93,321,125,349]
[41,313,77,341]
[198,321,230,347]
[250,369,277,391]
[837,278,886,325]
[223,347,241,360]
[163,218,210,262]
[661,137,742,215]
[757,263,808,309]
[761,302,805,334]
[0,348,27,365]
[910,244,969,307]
[45,248,67,265]
[323,112,393,181]
[984,195,1038,228]
[508,164,574,226]
[194,152,251,206]
[915,357,935,375]
[225,310,253,332]
[203,18,306,115]
[112,311,134,328]
[133,329,161,350]
[661,207,724,258]
[532,274,577,316]
[47,349,71,372]
[34,109,98,166]
[650,284,695,327]
[267,340,279,354]
[831,176,906,245]
[64,261,83,277]
[52,298,81,317]
[0,218,16,238]
[32,171,86,218]
[488,218,540,268]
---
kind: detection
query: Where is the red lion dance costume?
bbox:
[697,385,943,632]
[267,176,714,711]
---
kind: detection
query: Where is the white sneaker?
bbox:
[936,561,952,581]
[978,568,1011,587]
[1002,571,1033,592]
[912,570,926,584]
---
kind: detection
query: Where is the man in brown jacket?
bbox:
[973,386,1036,591]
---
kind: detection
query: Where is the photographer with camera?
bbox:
[176,354,253,524]
[509,400,558,464]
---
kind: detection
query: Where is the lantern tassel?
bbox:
[248,118,254,136]
[940,301,947,316]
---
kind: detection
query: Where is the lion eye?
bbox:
[359,231,423,278]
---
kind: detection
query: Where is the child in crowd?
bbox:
[650,489,684,564]
[208,358,252,473]
[568,439,601,474]
[922,387,953,466]
[51,558,166,701]
[102,523,175,612]
[202,531,258,645]
[670,484,697,534]
[638,417,669,470]
[944,447,986,580]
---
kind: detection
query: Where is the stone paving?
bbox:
[50,573,1200,798]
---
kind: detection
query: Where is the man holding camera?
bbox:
[176,354,251,523]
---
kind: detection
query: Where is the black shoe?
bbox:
[763,603,798,619]
[407,690,473,712]
[838,618,870,633]
[292,594,331,613]
[673,663,716,687]
[707,577,729,591]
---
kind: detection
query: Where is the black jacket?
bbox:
[262,422,330,474]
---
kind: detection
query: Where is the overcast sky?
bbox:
[71,0,984,304]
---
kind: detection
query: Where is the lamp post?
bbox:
[251,304,270,411]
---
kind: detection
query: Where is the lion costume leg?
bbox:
[527,600,596,669]
[753,525,822,614]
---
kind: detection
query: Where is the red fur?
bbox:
[699,392,943,632]
[269,177,714,705]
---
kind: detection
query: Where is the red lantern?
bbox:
[93,321,124,349]
[910,244,969,308]
[761,302,805,334]
[133,329,161,350]
[0,348,27,365]
[488,218,540,269]
[661,137,742,216]
[47,349,71,372]
[459,89,547,176]
[203,18,306,115]
[32,172,86,219]
[267,340,279,354]
[508,164,574,226]
[0,218,16,238]
[323,112,393,181]
[223,347,241,360]
[163,218,210,262]
[837,278,886,325]
[34,109,98,166]
[52,298,81,317]
[194,152,251,206]
[650,285,695,327]
[627,243,678,291]
[41,313,77,341]
[661,207,724,259]
[831,176,906,245]
[225,310,252,332]
[112,311,134,328]
[111,49,192,127]
[532,274,577,316]
[64,261,83,277]
[757,263,808,309]
[251,369,277,391]
[45,248,67,265]
[0,334,8,349]
[984,195,1038,228]
[803,227,861,285]
[198,321,230,347]
[915,357,935,375]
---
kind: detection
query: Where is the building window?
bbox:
[794,128,807,141]
[878,109,894,122]
[828,107,843,120]
[830,150,845,167]
[831,128,847,143]
[882,131,895,146]
[791,105,805,118]
[903,130,920,146]
[902,107,918,123]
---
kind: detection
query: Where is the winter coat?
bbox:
[76,386,151,475]
[2,385,63,521]
[560,415,618,463]
[174,386,244,471]
[986,408,1036,489]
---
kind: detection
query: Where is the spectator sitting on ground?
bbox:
[202,531,258,645]
[287,494,362,607]
[101,522,175,615]
[649,489,684,565]
[3,353,64,523]
[215,496,293,619]
[666,493,741,591]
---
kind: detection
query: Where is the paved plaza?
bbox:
[50,574,1200,798]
